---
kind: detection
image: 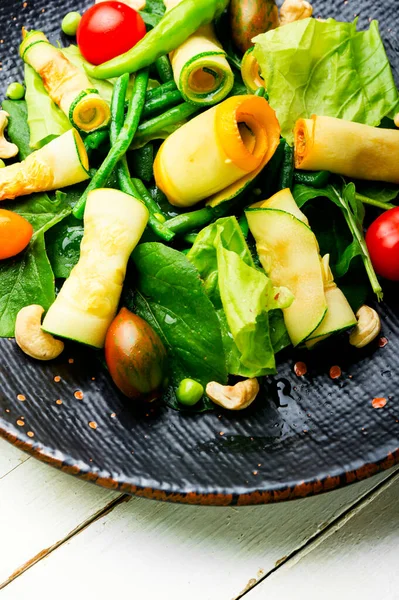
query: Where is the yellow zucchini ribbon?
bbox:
[154,94,281,207]
[20,31,110,133]
[295,115,399,184]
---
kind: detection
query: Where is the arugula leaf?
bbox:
[132,242,227,393]
[2,100,32,160]
[140,0,165,28]
[254,18,399,142]
[293,182,383,300]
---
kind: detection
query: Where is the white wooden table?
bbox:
[0,437,398,599]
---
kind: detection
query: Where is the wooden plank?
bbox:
[0,438,121,588]
[246,470,399,600]
[1,467,396,600]
[0,439,30,479]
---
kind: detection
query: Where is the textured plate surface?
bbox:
[0,0,398,505]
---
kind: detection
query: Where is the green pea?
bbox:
[6,82,25,100]
[61,12,81,36]
[0,159,5,168]
[176,378,204,406]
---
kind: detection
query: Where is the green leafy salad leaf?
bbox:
[253,18,399,142]
[187,217,291,377]
[293,181,382,301]
[131,243,227,409]
[3,100,32,160]
[139,0,165,28]
[24,63,71,150]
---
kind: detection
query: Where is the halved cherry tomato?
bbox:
[0,209,33,260]
[366,206,399,281]
[77,1,146,66]
[105,307,167,401]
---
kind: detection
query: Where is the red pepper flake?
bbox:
[54,376,61,383]
[294,361,307,377]
[17,394,26,402]
[27,431,34,438]
[55,399,63,405]
[74,390,84,400]
[16,419,24,427]
[372,397,387,409]
[378,337,388,348]
[68,358,74,364]
[329,366,341,379]
[88,421,97,430]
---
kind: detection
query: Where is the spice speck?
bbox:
[56,399,63,405]
[27,431,34,438]
[17,394,26,402]
[88,421,97,430]
[68,358,74,364]
[294,361,307,377]
[110,412,116,418]
[329,366,341,379]
[16,419,24,427]
[54,376,61,383]
[372,397,387,409]
[378,337,388,348]
[74,390,84,400]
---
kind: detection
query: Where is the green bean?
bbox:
[254,87,265,97]
[166,200,234,236]
[133,102,200,147]
[130,144,154,182]
[277,141,294,190]
[294,170,331,188]
[84,129,109,152]
[155,55,174,83]
[142,89,183,118]
[132,178,175,241]
[109,75,174,242]
[73,69,150,219]
[183,232,198,245]
[145,80,178,101]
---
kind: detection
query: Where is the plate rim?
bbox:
[1,419,398,505]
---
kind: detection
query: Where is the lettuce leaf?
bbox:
[188,217,291,377]
[254,18,399,142]
[24,64,71,150]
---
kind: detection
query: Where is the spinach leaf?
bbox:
[132,243,227,397]
[293,182,383,300]
[254,19,399,142]
[140,0,165,28]
[3,100,32,160]
[46,214,83,279]
[0,193,69,337]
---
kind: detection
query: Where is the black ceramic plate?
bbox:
[0,0,398,505]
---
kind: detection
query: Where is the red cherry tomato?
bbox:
[77,1,146,66]
[366,206,399,281]
[0,209,33,260]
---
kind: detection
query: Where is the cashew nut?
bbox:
[206,378,259,410]
[0,111,19,159]
[349,305,381,349]
[279,0,313,26]
[15,305,64,360]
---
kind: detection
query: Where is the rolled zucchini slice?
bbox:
[294,115,399,184]
[42,189,149,348]
[0,128,89,201]
[154,94,280,207]
[241,47,264,93]
[20,31,111,133]
[164,0,233,106]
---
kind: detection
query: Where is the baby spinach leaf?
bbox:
[3,99,32,160]
[140,0,165,28]
[46,214,83,279]
[254,18,399,142]
[0,234,55,337]
[132,243,227,391]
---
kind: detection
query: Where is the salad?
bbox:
[0,0,398,413]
